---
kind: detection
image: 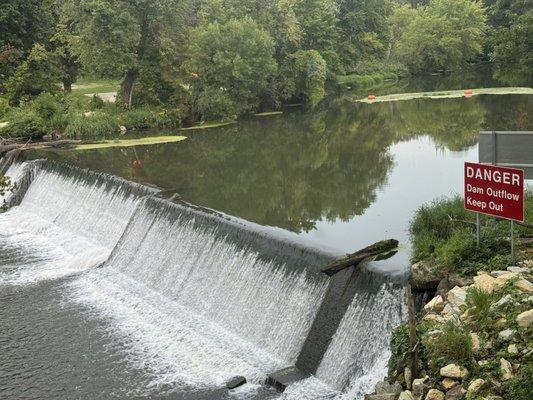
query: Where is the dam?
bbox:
[0,160,406,399]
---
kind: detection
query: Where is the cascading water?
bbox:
[0,161,154,284]
[1,159,406,399]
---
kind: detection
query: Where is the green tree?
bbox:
[395,0,487,74]
[68,0,192,107]
[337,0,394,71]
[5,44,60,105]
[184,18,277,120]
[294,0,341,72]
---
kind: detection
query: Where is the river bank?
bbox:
[366,194,533,400]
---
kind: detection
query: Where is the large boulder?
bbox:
[473,274,499,293]
[411,261,443,290]
[515,279,533,294]
[516,309,533,329]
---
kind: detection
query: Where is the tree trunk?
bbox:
[120,69,137,108]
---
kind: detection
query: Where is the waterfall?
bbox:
[0,161,154,284]
[1,160,406,398]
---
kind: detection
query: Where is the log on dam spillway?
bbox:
[0,159,407,399]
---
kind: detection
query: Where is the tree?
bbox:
[6,43,60,105]
[394,0,487,74]
[294,0,341,72]
[337,0,394,71]
[491,11,532,85]
[184,18,277,120]
[67,0,192,107]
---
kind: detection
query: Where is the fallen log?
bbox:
[0,139,83,156]
[321,239,399,276]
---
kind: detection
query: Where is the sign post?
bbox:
[464,162,524,262]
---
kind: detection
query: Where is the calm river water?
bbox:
[35,92,533,264]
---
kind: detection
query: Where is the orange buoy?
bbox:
[132,159,142,168]
[464,89,473,95]
[368,95,377,100]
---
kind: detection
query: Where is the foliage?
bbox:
[465,286,495,331]
[491,10,533,86]
[0,175,14,211]
[5,44,60,106]
[0,108,47,139]
[387,324,409,376]
[394,0,487,74]
[283,50,328,107]
[425,322,473,370]
[501,362,533,400]
[64,112,118,138]
[185,18,277,120]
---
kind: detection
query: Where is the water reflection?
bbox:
[35,95,532,237]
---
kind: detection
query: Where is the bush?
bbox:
[425,322,473,370]
[117,108,159,130]
[501,362,533,400]
[64,112,118,138]
[0,97,10,118]
[388,324,409,376]
[0,108,46,139]
[465,287,494,331]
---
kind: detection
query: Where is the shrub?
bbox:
[425,322,473,370]
[118,108,159,130]
[0,97,10,118]
[388,324,409,376]
[465,287,494,331]
[31,93,62,121]
[501,362,533,400]
[64,112,118,138]
[0,108,46,139]
[88,94,105,110]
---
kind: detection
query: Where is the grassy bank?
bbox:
[371,193,533,400]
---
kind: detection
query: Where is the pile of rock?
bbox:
[365,262,532,400]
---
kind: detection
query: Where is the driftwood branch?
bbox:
[0,139,83,156]
[321,239,399,276]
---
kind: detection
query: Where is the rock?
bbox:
[484,339,494,350]
[495,318,507,329]
[445,385,466,400]
[412,376,431,398]
[508,344,518,354]
[226,375,246,389]
[424,295,445,313]
[490,294,512,311]
[467,378,485,394]
[500,358,513,381]
[448,273,473,288]
[498,328,516,341]
[423,313,446,323]
[515,278,533,293]
[495,272,518,284]
[473,274,499,293]
[365,394,397,400]
[491,270,511,278]
[0,121,9,128]
[440,364,469,380]
[83,111,95,117]
[399,390,415,400]
[447,286,467,308]
[516,308,533,328]
[375,381,402,395]
[441,378,458,390]
[507,266,529,274]
[470,333,480,353]
[441,303,456,316]
[478,359,489,366]
[404,367,412,390]
[119,125,127,135]
[426,388,445,400]
[411,261,443,290]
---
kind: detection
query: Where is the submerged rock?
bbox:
[226,375,246,389]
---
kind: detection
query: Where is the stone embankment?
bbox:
[365,258,532,400]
